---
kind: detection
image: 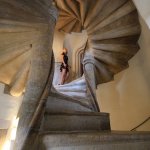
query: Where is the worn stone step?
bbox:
[55,85,86,93]
[46,94,92,113]
[54,76,88,98]
[41,131,150,150]
[57,91,87,98]
[41,111,110,132]
[54,76,86,87]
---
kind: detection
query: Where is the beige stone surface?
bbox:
[96,17,150,131]
[133,0,150,28]
[0,84,22,128]
[53,30,65,62]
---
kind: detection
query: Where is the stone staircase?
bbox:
[41,81,110,133]
[36,91,111,150]
[23,88,111,150]
[54,76,98,111]
[42,132,150,150]
[23,82,150,150]
[37,0,150,148]
[54,76,88,100]
[1,0,148,149]
[27,77,149,150]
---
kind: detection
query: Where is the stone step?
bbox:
[55,85,86,92]
[62,76,86,85]
[46,93,92,113]
[41,131,150,150]
[54,76,87,97]
[41,111,110,132]
[49,91,89,104]
[54,76,86,88]
[57,91,87,98]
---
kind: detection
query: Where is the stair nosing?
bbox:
[45,111,109,116]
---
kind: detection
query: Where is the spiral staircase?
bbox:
[0,0,150,149]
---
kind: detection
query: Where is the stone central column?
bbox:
[14,2,58,150]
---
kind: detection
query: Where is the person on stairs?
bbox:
[59,47,69,85]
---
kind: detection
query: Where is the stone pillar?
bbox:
[83,52,100,112]
[14,3,58,150]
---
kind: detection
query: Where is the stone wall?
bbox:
[0,84,22,129]
[96,16,150,131]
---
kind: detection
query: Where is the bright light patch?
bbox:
[2,117,19,150]
[11,117,19,140]
[2,140,11,150]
